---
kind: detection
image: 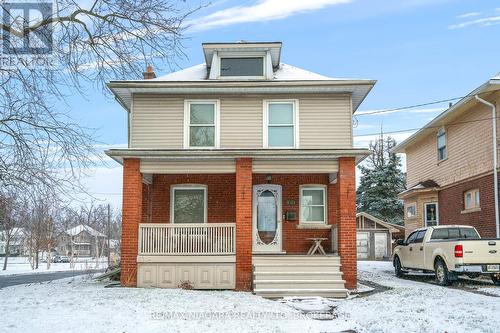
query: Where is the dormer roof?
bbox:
[202,41,282,69]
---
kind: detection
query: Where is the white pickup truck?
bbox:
[393,225,500,285]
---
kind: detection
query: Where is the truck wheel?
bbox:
[492,275,500,286]
[434,259,451,286]
[394,256,404,278]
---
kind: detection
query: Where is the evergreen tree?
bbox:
[356,133,406,225]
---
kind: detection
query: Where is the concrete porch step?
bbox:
[254,263,341,273]
[254,279,346,289]
[253,288,348,299]
[254,271,343,280]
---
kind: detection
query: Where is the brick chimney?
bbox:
[143,65,156,79]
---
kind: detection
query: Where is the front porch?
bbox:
[115,153,358,293]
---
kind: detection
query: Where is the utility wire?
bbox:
[356,87,500,116]
[354,114,500,137]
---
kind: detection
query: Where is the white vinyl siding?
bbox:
[130,94,353,149]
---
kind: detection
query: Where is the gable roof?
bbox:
[393,73,500,154]
[356,212,402,233]
[66,225,106,238]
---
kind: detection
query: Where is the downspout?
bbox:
[475,95,500,238]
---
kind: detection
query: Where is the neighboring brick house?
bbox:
[106,41,375,297]
[393,74,500,238]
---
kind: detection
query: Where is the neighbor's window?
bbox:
[220,57,264,77]
[265,101,297,148]
[424,202,438,227]
[464,189,480,210]
[437,128,447,161]
[171,186,207,223]
[406,203,416,218]
[300,186,326,224]
[185,101,218,148]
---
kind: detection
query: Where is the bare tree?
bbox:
[0,192,23,270]
[0,0,196,195]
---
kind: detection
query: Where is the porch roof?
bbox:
[105,148,370,165]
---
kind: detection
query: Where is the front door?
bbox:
[252,184,282,253]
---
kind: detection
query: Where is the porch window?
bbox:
[464,189,480,210]
[437,128,446,161]
[264,100,297,148]
[184,100,219,148]
[300,186,326,224]
[171,185,207,223]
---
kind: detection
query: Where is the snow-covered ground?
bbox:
[0,256,111,276]
[0,261,498,333]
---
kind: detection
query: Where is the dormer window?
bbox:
[220,57,264,77]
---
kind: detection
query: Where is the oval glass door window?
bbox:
[257,190,277,245]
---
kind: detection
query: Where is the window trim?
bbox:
[170,184,208,224]
[299,185,327,225]
[464,188,480,210]
[183,100,220,149]
[424,202,439,227]
[218,54,266,79]
[263,99,299,149]
[437,127,447,162]
[406,202,417,219]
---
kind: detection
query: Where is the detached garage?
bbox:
[356,212,403,260]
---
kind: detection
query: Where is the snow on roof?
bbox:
[493,72,500,80]
[152,63,349,82]
[66,225,106,238]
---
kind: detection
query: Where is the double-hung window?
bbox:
[437,128,447,161]
[464,189,480,210]
[300,186,326,224]
[184,100,219,148]
[264,100,297,148]
[171,185,207,223]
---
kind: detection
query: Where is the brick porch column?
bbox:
[337,157,357,289]
[235,158,253,291]
[121,158,142,287]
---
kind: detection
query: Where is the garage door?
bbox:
[374,233,388,259]
[357,232,369,259]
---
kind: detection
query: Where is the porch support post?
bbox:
[337,157,357,289]
[235,158,253,291]
[121,158,142,287]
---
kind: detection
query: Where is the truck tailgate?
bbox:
[462,240,500,264]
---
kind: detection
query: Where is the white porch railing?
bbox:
[138,223,236,255]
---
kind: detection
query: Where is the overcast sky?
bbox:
[71,0,500,208]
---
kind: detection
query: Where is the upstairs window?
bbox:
[184,100,219,148]
[464,189,480,210]
[220,57,264,77]
[264,100,297,148]
[437,128,447,161]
